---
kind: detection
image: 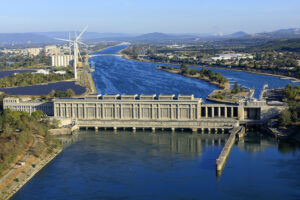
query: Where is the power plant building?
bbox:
[51,55,74,67]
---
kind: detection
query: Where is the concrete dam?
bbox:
[51,94,281,132]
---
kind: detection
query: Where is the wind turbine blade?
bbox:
[78,41,87,46]
[77,26,88,40]
[55,38,72,42]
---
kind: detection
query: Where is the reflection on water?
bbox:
[58,131,228,156]
[12,131,300,200]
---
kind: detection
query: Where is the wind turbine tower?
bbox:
[56,26,88,81]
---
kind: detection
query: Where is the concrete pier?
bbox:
[216,126,245,173]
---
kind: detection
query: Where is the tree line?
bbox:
[0,109,60,176]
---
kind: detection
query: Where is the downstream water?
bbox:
[12,131,300,200]
[12,45,300,199]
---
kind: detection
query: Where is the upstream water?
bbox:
[12,45,300,200]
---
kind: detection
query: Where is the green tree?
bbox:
[49,89,56,98]
[180,63,188,74]
[279,110,291,127]
[231,83,239,94]
[66,89,75,97]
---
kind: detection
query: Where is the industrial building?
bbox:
[51,55,73,67]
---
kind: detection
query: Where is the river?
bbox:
[11,45,300,200]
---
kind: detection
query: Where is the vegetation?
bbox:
[231,83,245,94]
[157,64,228,88]
[0,109,60,176]
[278,84,300,128]
[213,92,225,100]
[122,39,300,79]
[50,89,75,98]
[0,68,73,88]
[0,54,51,69]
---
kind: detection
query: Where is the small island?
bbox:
[156,64,230,89]
[207,82,253,104]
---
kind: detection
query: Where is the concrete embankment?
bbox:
[216,126,245,172]
[49,125,79,136]
[1,148,62,200]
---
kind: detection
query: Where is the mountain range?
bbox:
[1,28,300,46]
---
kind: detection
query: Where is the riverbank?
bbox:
[0,146,62,200]
[156,66,230,89]
[119,51,300,82]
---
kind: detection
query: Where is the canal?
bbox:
[11,45,300,200]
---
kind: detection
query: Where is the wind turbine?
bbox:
[56,26,88,80]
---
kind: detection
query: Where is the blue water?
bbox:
[90,45,297,99]
[0,70,30,78]
[12,132,300,200]
[11,45,300,200]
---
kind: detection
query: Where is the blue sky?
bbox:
[1,0,300,34]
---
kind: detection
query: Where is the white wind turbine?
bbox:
[56,26,88,80]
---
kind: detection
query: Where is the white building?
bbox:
[26,48,43,56]
[51,55,73,67]
[54,70,67,75]
[34,69,50,75]
[44,45,61,56]
[211,53,253,61]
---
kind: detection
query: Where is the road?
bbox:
[0,135,39,184]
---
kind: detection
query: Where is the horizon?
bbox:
[0,28,299,36]
[1,0,300,34]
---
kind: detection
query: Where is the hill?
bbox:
[257,38,300,52]
[0,33,56,46]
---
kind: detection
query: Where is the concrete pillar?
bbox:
[139,104,142,119]
[218,107,221,117]
[205,107,208,118]
[120,104,122,119]
[238,106,244,120]
[86,127,88,131]
[192,128,197,133]
[152,127,155,132]
[211,107,214,118]
[95,105,97,119]
[231,107,234,118]
[222,128,225,134]
[171,127,175,132]
[132,127,136,132]
[208,128,211,134]
[151,104,154,119]
[133,105,136,119]
[95,127,98,132]
[113,127,117,131]
[224,107,227,118]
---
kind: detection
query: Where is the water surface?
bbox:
[11,45,300,199]
[12,131,300,200]
[90,45,298,99]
